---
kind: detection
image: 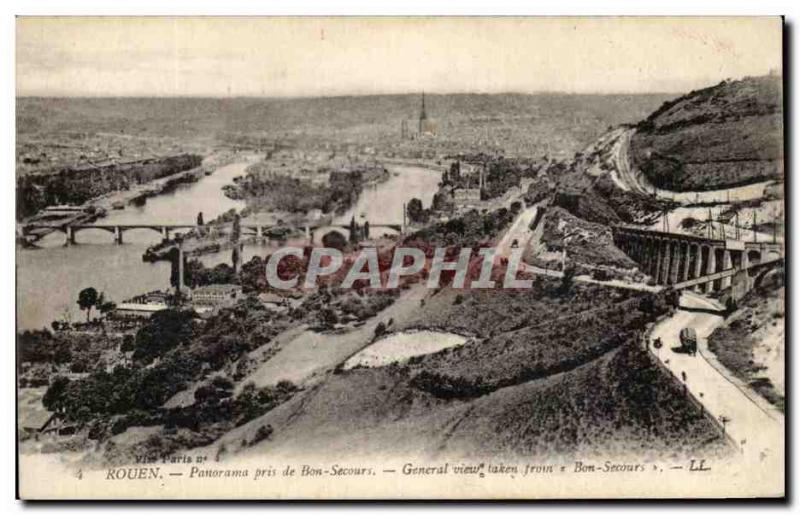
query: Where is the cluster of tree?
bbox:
[404,284,671,398]
[299,287,399,330]
[43,354,200,421]
[406,198,431,224]
[481,159,525,200]
[409,370,492,399]
[441,156,540,202]
[133,309,196,364]
[163,379,296,434]
[103,379,296,454]
[17,154,202,219]
[408,207,515,248]
[43,296,292,432]
[226,163,386,215]
[77,287,116,322]
[18,330,72,365]
[441,161,462,184]
[183,259,237,289]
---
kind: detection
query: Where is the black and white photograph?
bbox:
[12,15,786,500]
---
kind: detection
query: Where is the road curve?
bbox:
[648,291,784,467]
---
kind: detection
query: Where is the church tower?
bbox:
[418,92,435,136]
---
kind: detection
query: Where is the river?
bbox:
[16,161,441,330]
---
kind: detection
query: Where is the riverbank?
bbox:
[88,165,207,213]
[17,153,204,221]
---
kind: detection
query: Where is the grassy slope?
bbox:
[537,206,637,271]
[226,344,722,461]
[707,271,785,410]
[630,75,783,191]
[213,285,723,460]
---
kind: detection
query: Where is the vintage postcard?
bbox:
[15,16,785,499]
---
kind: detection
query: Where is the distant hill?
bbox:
[630,74,783,191]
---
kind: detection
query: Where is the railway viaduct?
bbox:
[612,225,783,300]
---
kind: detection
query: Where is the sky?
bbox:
[16,16,783,97]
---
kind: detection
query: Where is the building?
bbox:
[258,292,297,313]
[113,302,169,319]
[306,208,324,221]
[191,284,243,306]
[450,165,485,207]
[418,92,437,137]
[452,188,482,204]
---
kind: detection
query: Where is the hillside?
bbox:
[707,269,785,410]
[630,74,783,191]
[208,344,723,462]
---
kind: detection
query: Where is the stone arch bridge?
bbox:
[613,225,782,301]
[22,221,404,245]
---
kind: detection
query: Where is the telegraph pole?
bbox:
[753,211,758,243]
[707,209,713,239]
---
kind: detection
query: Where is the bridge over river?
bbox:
[21,220,404,245]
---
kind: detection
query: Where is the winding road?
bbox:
[612,128,778,205]
[649,291,784,465]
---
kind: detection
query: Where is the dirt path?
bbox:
[496,202,541,260]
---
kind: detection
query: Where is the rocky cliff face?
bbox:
[630,74,783,191]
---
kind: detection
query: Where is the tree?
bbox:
[77,287,99,322]
[121,334,135,353]
[133,309,195,363]
[322,230,347,251]
[97,293,116,319]
[725,297,738,315]
[42,376,71,412]
[232,213,241,242]
[449,161,461,182]
[197,211,204,226]
[407,198,424,223]
[318,307,339,329]
[559,265,577,294]
[348,216,359,244]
